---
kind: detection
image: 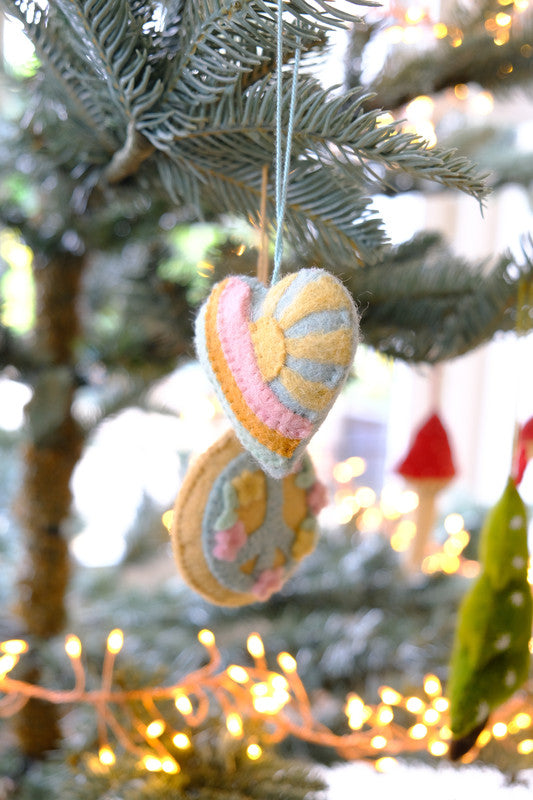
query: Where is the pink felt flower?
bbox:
[213,521,247,562]
[307,480,329,515]
[252,567,285,601]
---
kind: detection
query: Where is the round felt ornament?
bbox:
[195,268,359,478]
[170,430,328,606]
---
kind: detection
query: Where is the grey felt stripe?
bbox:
[284,355,346,388]
[269,376,320,422]
[285,309,353,338]
[273,268,322,321]
[250,277,268,323]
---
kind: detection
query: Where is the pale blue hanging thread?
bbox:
[271,0,300,285]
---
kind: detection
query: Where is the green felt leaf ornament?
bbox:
[447,477,532,761]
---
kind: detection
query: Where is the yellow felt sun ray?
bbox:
[285,329,353,365]
[278,274,352,331]
[278,366,335,412]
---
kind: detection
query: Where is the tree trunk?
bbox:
[13,252,86,757]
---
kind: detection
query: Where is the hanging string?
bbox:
[429,363,443,413]
[272,0,300,285]
[256,164,270,285]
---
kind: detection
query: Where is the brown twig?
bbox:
[103,120,155,185]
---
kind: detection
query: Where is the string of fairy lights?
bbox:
[5,409,532,776]
[2,440,533,770]
[1,453,533,774]
[2,627,533,776]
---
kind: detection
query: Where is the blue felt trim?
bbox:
[285,309,354,338]
[214,507,238,531]
[268,375,319,421]
[250,276,269,323]
[284,354,347,388]
[273,268,322,322]
[294,455,316,489]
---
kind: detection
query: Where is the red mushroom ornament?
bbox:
[521,417,533,459]
[513,416,533,485]
[396,413,456,571]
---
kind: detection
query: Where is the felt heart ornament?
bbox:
[195,268,359,477]
[169,430,328,606]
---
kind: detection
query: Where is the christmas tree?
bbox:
[0,1,532,796]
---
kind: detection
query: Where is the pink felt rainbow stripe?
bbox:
[217,277,312,440]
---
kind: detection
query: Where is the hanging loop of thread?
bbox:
[257,164,269,285]
[271,0,300,285]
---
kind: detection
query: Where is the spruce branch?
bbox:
[152,152,384,262]
[346,238,533,362]
[438,125,533,192]
[4,0,118,153]
[52,0,164,121]
[144,2,334,135]
[147,0,185,59]
[164,75,488,200]
[239,31,327,93]
[360,14,533,112]
[144,0,372,136]
[140,75,487,261]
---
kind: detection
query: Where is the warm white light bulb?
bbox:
[65,635,82,659]
[247,633,265,659]
[198,629,215,647]
[106,629,124,655]
[98,746,116,766]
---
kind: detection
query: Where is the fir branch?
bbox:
[144,0,371,136]
[127,0,161,26]
[360,17,533,112]
[179,0,372,36]
[152,151,384,262]
[145,4,324,135]
[345,237,533,362]
[143,75,488,208]
[9,0,489,209]
[239,31,327,93]
[210,232,533,363]
[438,125,533,192]
[53,0,163,121]
[145,0,185,60]
[4,0,118,153]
